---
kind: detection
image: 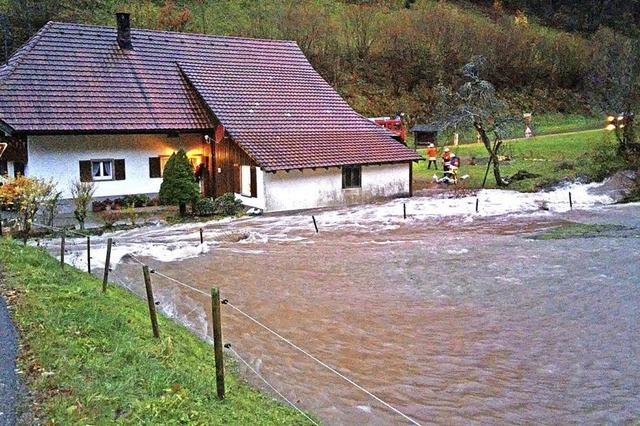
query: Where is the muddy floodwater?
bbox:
[55,183,640,424]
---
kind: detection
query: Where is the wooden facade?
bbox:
[212,134,256,197]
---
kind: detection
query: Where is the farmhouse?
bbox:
[0,14,421,212]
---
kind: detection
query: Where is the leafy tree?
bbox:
[70,180,95,230]
[433,56,513,186]
[158,0,191,31]
[158,149,199,216]
[0,175,57,240]
[586,28,640,154]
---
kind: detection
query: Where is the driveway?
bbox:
[0,293,17,426]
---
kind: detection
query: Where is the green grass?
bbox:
[408,114,604,147]
[530,223,639,240]
[0,239,314,425]
[413,129,622,192]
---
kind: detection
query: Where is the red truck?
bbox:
[369,116,407,144]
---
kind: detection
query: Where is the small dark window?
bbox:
[342,165,361,189]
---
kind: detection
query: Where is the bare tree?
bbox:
[433,56,513,186]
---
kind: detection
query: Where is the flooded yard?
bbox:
[52,182,640,424]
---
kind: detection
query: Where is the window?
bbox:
[80,159,125,182]
[149,155,205,178]
[188,155,203,170]
[342,165,361,189]
[91,160,113,181]
[160,156,170,175]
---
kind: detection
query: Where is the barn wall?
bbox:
[263,163,410,212]
[27,133,208,198]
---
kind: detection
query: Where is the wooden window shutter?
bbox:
[250,166,257,198]
[233,163,240,193]
[79,160,92,182]
[114,159,126,181]
[149,157,161,178]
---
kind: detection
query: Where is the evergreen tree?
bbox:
[158,149,199,216]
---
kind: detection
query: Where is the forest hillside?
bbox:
[1,0,639,123]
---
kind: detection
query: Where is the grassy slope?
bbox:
[413,129,613,191]
[0,240,313,424]
[420,114,604,147]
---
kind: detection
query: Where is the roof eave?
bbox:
[0,120,15,136]
[263,158,422,173]
[7,127,214,136]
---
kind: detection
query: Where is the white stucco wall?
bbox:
[26,133,209,198]
[235,167,266,210]
[263,163,410,212]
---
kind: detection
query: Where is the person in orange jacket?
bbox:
[426,143,438,169]
[442,147,451,171]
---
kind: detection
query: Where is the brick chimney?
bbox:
[116,13,132,50]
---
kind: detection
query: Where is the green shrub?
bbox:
[194,197,216,216]
[122,194,151,208]
[99,210,121,229]
[212,193,243,216]
[588,136,626,181]
[158,149,199,216]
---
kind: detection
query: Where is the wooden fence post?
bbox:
[200,228,204,245]
[211,287,225,399]
[142,265,160,338]
[569,192,573,210]
[60,231,66,269]
[86,235,91,274]
[403,203,407,219]
[311,216,318,233]
[102,237,112,292]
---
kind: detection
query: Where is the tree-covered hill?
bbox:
[464,0,640,38]
[1,0,638,123]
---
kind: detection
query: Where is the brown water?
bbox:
[82,201,640,425]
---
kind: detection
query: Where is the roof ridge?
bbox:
[0,21,53,82]
[47,21,298,45]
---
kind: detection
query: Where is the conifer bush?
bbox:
[158,149,199,216]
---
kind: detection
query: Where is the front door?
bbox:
[213,135,236,197]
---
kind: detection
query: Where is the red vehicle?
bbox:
[369,116,407,144]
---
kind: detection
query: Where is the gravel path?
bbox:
[0,294,17,426]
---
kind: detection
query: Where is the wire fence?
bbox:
[22,222,423,425]
[123,251,422,425]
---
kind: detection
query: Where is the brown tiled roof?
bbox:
[0,21,421,170]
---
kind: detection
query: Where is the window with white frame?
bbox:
[91,160,113,181]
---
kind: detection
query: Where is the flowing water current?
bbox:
[49,181,640,424]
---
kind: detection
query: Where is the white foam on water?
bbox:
[446,248,469,255]
[50,180,620,270]
[306,180,616,232]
